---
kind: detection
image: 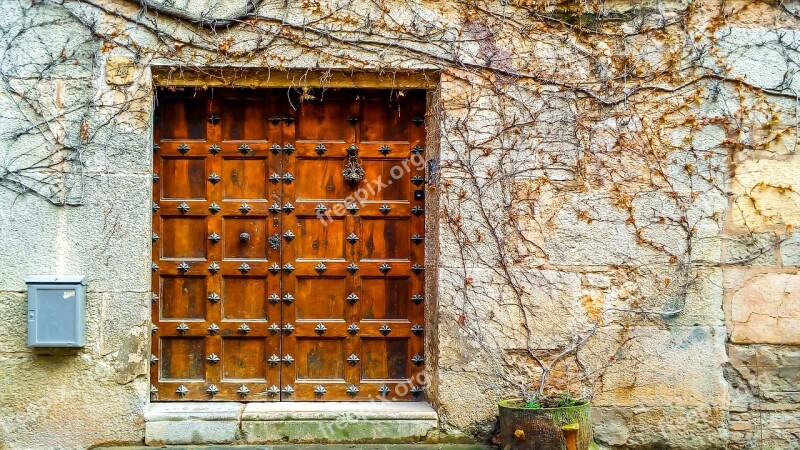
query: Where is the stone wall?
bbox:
[0,0,798,448]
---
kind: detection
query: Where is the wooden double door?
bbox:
[151,88,426,401]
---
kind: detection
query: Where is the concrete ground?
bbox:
[94,445,492,450]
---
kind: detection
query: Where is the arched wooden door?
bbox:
[150,88,426,401]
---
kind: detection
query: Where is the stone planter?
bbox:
[498,399,593,450]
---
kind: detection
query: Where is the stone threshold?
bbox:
[145,402,440,446]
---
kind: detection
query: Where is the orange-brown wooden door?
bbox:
[151,88,426,401]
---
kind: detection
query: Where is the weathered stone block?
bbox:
[145,420,239,445]
[729,273,800,344]
[240,402,438,443]
[780,232,800,266]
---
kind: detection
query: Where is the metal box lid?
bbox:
[26,275,87,285]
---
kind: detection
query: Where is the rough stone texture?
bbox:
[729,272,800,345]
[145,420,240,445]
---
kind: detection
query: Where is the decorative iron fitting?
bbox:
[348,323,360,334]
[411,145,424,154]
[269,293,281,304]
[379,324,392,336]
[411,175,425,186]
[208,144,221,155]
[270,143,282,154]
[282,263,295,273]
[269,172,281,183]
[207,323,220,335]
[346,203,360,214]
[208,202,221,214]
[347,293,359,304]
[411,324,424,334]
[283,143,295,155]
[411,264,425,274]
[208,172,221,184]
[314,385,327,396]
[412,116,425,126]
[151,262,159,272]
[282,354,294,365]
[269,117,283,126]
[150,385,159,397]
[412,354,425,366]
[379,144,391,156]
[208,114,220,125]
[238,323,250,334]
[268,323,281,333]
[238,263,251,274]
[208,232,221,243]
[315,203,328,214]
[177,202,190,213]
[282,323,295,334]
[238,143,252,155]
[347,262,359,273]
[283,230,295,241]
[269,233,281,250]
[152,202,160,212]
[151,323,159,334]
[152,173,160,183]
[177,262,191,273]
[176,385,189,397]
[150,354,158,365]
[239,203,252,214]
[410,385,425,396]
[342,144,365,183]
[207,292,221,303]
[152,232,160,242]
[153,144,160,153]
[283,202,295,213]
[151,293,159,303]
[267,385,280,397]
[347,385,360,396]
[347,116,360,125]
[379,204,391,214]
[315,323,327,334]
[411,294,424,305]
[282,385,295,395]
[411,234,424,244]
[378,385,391,396]
[238,385,250,397]
[315,144,327,156]
[282,172,295,183]
[268,354,281,366]
[347,354,360,365]
[206,384,219,396]
[379,263,392,274]
[282,294,294,304]
[176,322,190,333]
[269,203,282,214]
[177,143,190,154]
[315,262,327,274]
[208,262,221,274]
[207,353,220,364]
[346,233,359,244]
[239,232,251,243]
[268,263,281,274]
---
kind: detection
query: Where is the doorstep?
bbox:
[144,402,440,446]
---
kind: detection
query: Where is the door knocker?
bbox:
[342,144,365,184]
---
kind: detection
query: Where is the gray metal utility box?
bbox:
[26,275,87,347]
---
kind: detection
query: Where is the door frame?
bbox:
[148,68,442,404]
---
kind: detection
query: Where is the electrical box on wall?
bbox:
[26,276,87,347]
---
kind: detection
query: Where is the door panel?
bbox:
[152,88,426,401]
